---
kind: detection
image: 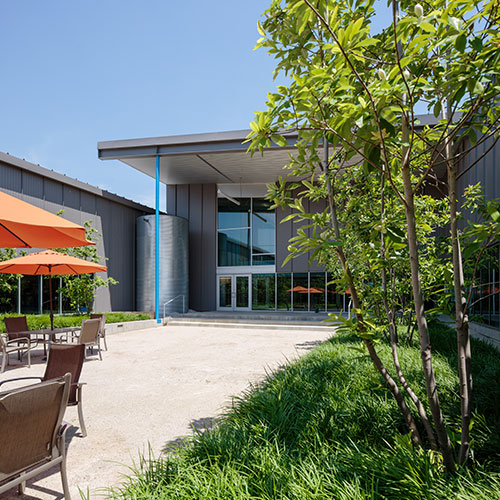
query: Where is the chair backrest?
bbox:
[4,316,29,341]
[44,344,85,404]
[90,313,106,334]
[79,319,101,346]
[0,374,70,477]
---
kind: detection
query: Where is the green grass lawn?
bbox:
[0,312,152,332]
[109,321,500,499]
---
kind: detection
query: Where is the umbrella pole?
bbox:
[49,265,54,330]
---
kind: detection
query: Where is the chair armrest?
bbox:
[0,376,43,387]
[6,337,31,346]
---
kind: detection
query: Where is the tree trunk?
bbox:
[447,151,472,466]
[323,145,423,445]
[401,160,456,472]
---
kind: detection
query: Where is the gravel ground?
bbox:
[0,324,332,499]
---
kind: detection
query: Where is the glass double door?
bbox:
[218,275,251,311]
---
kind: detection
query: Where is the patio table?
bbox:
[15,327,81,352]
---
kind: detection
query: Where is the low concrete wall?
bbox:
[470,322,500,350]
[105,319,161,335]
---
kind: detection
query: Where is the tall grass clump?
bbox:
[109,321,500,499]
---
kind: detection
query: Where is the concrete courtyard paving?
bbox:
[0,323,332,499]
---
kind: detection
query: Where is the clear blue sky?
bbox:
[0,1,388,210]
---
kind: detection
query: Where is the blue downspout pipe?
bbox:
[155,154,160,323]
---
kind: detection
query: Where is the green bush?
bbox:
[0,312,152,333]
[109,322,500,499]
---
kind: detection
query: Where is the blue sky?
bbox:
[1,1,388,209]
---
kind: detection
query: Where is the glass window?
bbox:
[21,275,39,314]
[252,274,275,310]
[218,198,250,229]
[42,277,60,314]
[327,273,344,311]
[252,199,275,255]
[218,229,250,266]
[252,254,275,266]
[277,273,291,310]
[293,273,309,311]
[310,273,326,312]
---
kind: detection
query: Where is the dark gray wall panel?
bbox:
[177,184,190,220]
[81,191,97,215]
[308,199,326,272]
[63,185,80,211]
[188,184,203,310]
[22,172,43,198]
[166,185,177,214]
[44,179,63,205]
[0,163,22,192]
[276,205,293,272]
[201,184,216,311]
[291,195,309,272]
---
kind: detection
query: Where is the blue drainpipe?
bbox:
[155,154,160,323]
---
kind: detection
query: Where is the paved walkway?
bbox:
[0,324,332,499]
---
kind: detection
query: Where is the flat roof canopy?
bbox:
[98,129,303,185]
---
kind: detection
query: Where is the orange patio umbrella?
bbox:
[0,191,94,248]
[0,250,106,329]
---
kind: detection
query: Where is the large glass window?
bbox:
[21,275,39,314]
[218,229,250,266]
[276,273,291,310]
[327,273,344,311]
[292,273,309,311]
[252,199,275,266]
[218,196,275,267]
[42,277,60,314]
[310,273,326,312]
[252,274,275,310]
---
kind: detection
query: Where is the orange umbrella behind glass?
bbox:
[0,250,106,329]
[0,191,94,248]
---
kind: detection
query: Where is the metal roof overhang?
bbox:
[97,129,304,185]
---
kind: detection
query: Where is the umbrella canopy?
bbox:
[0,191,94,248]
[0,250,107,329]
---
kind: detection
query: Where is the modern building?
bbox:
[98,130,346,316]
[0,151,154,313]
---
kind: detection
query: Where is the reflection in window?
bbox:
[42,277,60,314]
[217,197,275,267]
[21,275,39,314]
[310,273,326,312]
[327,273,344,311]
[217,198,250,229]
[218,230,250,266]
[252,274,275,310]
[277,273,291,310]
[292,273,308,311]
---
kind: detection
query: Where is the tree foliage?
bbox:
[57,220,117,313]
[249,0,500,471]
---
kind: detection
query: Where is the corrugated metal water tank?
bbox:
[136,215,189,315]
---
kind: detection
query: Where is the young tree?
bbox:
[57,220,117,313]
[249,0,500,471]
[0,248,20,311]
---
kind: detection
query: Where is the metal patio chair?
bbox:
[0,333,31,373]
[70,318,102,361]
[4,315,46,355]
[0,344,88,438]
[0,374,72,499]
[90,313,108,351]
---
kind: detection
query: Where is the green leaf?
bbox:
[433,101,442,118]
[455,33,467,53]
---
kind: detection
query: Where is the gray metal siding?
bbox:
[0,158,151,312]
[276,205,293,272]
[202,184,216,311]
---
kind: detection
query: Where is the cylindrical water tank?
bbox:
[136,215,189,316]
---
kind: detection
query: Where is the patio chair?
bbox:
[90,313,108,351]
[4,315,46,355]
[0,373,72,499]
[0,344,88,438]
[0,334,31,373]
[74,318,102,361]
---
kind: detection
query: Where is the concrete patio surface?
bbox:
[0,323,332,499]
